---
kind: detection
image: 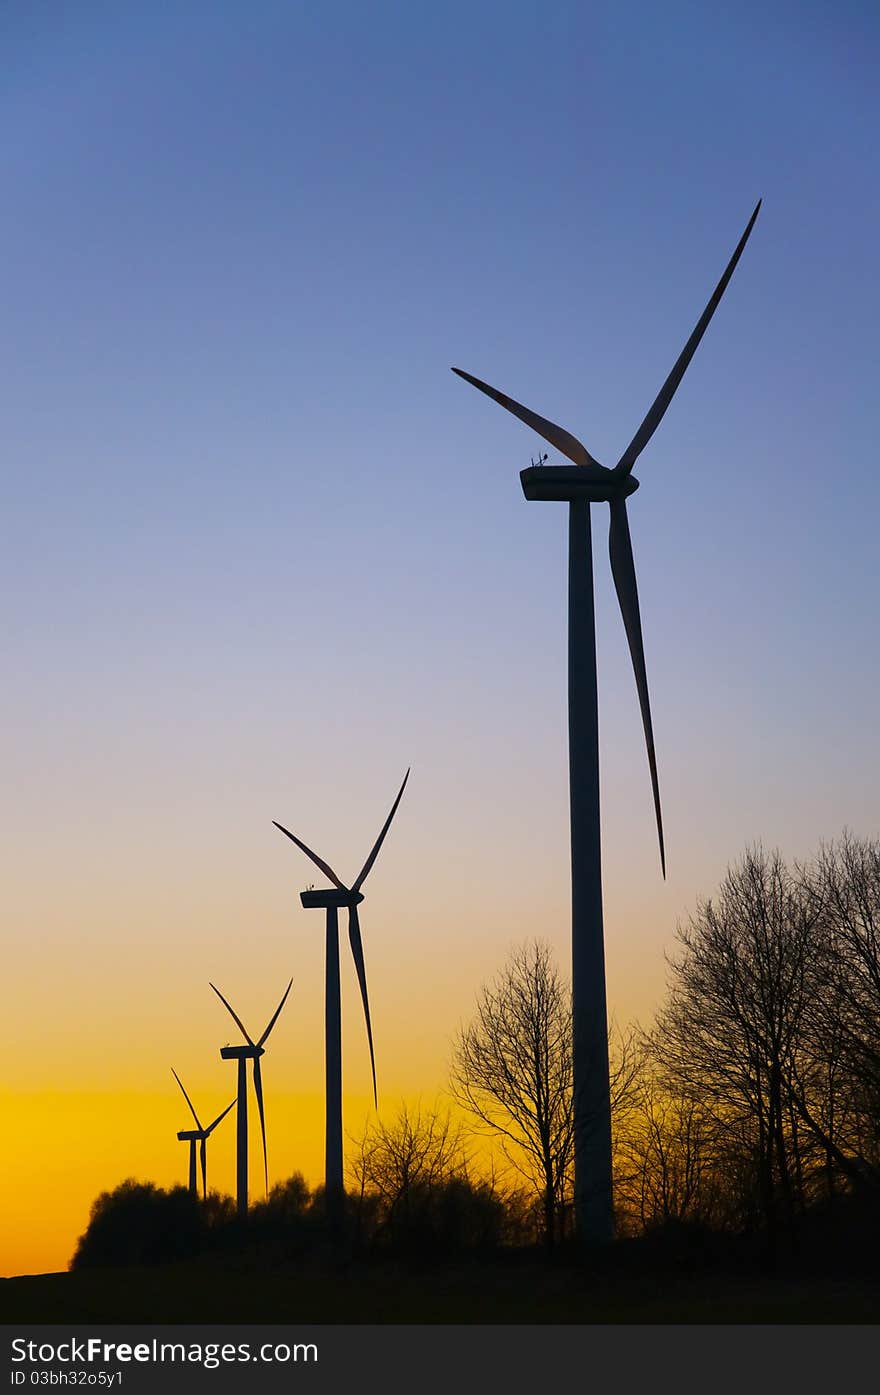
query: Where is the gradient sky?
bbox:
[3,1,878,1276]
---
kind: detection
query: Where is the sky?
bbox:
[2,0,878,1276]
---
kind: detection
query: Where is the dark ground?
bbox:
[3,1253,879,1323]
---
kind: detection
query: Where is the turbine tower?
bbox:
[273,769,409,1221]
[210,978,293,1217]
[452,202,760,1244]
[171,1067,235,1199]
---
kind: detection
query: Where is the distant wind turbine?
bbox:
[210,978,293,1217]
[273,769,409,1220]
[452,201,760,1244]
[171,1067,235,1199]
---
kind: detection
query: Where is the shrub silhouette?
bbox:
[72,1180,214,1268]
[70,1168,513,1268]
[366,1176,508,1257]
[245,1173,320,1257]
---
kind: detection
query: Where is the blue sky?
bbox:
[3,0,879,1091]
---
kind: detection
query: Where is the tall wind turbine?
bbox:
[171,1068,235,1199]
[273,769,409,1219]
[452,202,760,1244]
[210,978,293,1217]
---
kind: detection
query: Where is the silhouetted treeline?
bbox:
[72,1181,235,1268]
[446,835,880,1260]
[72,1109,526,1268]
[73,834,880,1270]
[613,836,880,1259]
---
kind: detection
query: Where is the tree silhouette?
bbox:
[348,1100,507,1254]
[450,941,574,1246]
[72,1180,231,1268]
[793,834,880,1193]
[650,847,819,1254]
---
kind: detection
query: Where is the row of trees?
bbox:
[444,834,880,1252]
[622,835,880,1247]
[73,832,880,1266]
[74,1141,523,1267]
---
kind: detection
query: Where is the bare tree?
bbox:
[608,1020,643,1152]
[652,846,819,1250]
[450,941,574,1246]
[791,833,880,1191]
[348,1100,511,1251]
[350,1100,467,1206]
[614,1046,722,1233]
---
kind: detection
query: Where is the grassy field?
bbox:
[3,1255,880,1324]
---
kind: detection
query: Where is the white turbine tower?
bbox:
[453,202,760,1244]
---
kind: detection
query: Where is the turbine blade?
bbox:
[252,1055,269,1198]
[209,983,254,1046]
[608,498,666,878]
[353,769,410,892]
[451,367,603,469]
[348,904,378,1107]
[615,200,761,475]
[257,977,293,1048]
[171,1067,203,1132]
[204,1099,236,1135]
[272,822,346,891]
[200,1137,207,1200]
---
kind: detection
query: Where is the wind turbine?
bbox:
[171,1068,235,1199]
[210,978,293,1217]
[273,769,409,1219]
[452,201,760,1244]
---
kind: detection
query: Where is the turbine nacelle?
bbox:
[300,887,364,909]
[520,464,640,503]
[176,1128,204,1142]
[220,1043,265,1060]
